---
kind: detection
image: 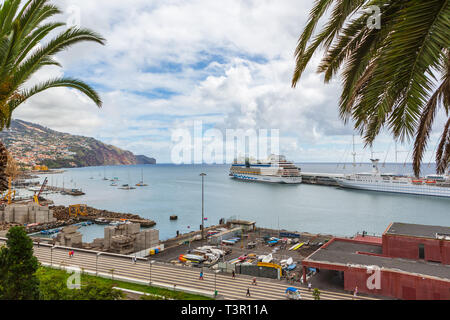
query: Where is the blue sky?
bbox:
[14,0,448,164]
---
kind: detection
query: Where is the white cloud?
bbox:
[11,0,448,164]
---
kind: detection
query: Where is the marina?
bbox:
[16,163,449,242]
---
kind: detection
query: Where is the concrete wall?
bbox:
[382,234,450,264]
[343,267,450,300]
[208,228,242,245]
[102,223,159,254]
[0,204,56,225]
[237,264,279,280]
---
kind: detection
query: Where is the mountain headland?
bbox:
[0,119,156,169]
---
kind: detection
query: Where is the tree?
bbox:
[0,226,40,299]
[292,0,449,176]
[0,0,105,191]
[312,288,321,300]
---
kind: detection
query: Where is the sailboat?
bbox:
[136,168,148,187]
[103,167,108,180]
[119,171,136,190]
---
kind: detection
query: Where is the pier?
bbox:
[44,186,85,196]
[301,172,344,186]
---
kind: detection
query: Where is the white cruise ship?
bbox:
[336,159,450,198]
[229,155,302,184]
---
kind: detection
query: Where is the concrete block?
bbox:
[127,223,140,235]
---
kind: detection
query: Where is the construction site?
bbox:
[0,173,159,257]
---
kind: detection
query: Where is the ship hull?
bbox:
[337,179,450,198]
[231,173,302,184]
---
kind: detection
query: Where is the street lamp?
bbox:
[214,270,220,298]
[96,252,102,276]
[149,260,155,285]
[50,245,56,267]
[200,173,207,244]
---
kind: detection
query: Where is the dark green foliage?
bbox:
[293,0,450,176]
[0,0,105,130]
[312,288,321,300]
[0,226,40,300]
[36,268,124,300]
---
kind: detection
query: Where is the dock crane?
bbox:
[1,178,16,204]
[33,177,48,205]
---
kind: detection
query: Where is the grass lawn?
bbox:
[38,267,213,300]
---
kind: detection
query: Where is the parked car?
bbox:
[285,287,302,300]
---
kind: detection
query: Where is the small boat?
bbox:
[262,253,273,263]
[40,228,62,235]
[110,182,118,186]
[286,257,294,265]
[136,169,148,187]
[170,215,178,220]
[221,239,235,245]
[119,184,136,190]
[66,189,85,196]
[95,218,109,225]
[292,243,305,251]
[286,263,297,271]
[183,254,205,263]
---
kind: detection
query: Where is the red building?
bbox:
[302,222,450,300]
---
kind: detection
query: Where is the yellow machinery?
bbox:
[33,177,48,206]
[69,204,88,217]
[2,178,15,204]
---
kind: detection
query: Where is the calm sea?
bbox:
[34,163,450,242]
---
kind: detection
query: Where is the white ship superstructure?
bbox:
[336,159,450,198]
[229,155,302,184]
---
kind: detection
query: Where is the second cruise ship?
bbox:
[229,155,302,184]
[336,159,450,198]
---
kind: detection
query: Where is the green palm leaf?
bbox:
[0,0,105,131]
[292,0,450,175]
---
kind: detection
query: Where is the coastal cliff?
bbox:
[0,119,155,169]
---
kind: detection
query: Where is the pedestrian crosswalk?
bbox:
[0,240,379,300]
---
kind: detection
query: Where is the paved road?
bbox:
[1,240,378,300]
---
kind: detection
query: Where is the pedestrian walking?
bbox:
[252,277,257,286]
[199,271,204,280]
[353,286,358,300]
[37,239,40,248]
[246,287,251,297]
[232,270,235,279]
[308,282,312,291]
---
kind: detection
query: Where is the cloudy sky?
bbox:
[14,0,448,164]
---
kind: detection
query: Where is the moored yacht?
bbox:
[336,159,450,198]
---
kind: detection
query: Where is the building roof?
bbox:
[385,222,450,240]
[304,238,450,281]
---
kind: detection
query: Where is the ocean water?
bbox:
[33,163,450,242]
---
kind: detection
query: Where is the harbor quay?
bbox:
[0,201,448,300]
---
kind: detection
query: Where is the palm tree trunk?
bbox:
[0,140,9,192]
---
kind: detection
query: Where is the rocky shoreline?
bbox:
[0,205,156,238]
[50,205,156,227]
